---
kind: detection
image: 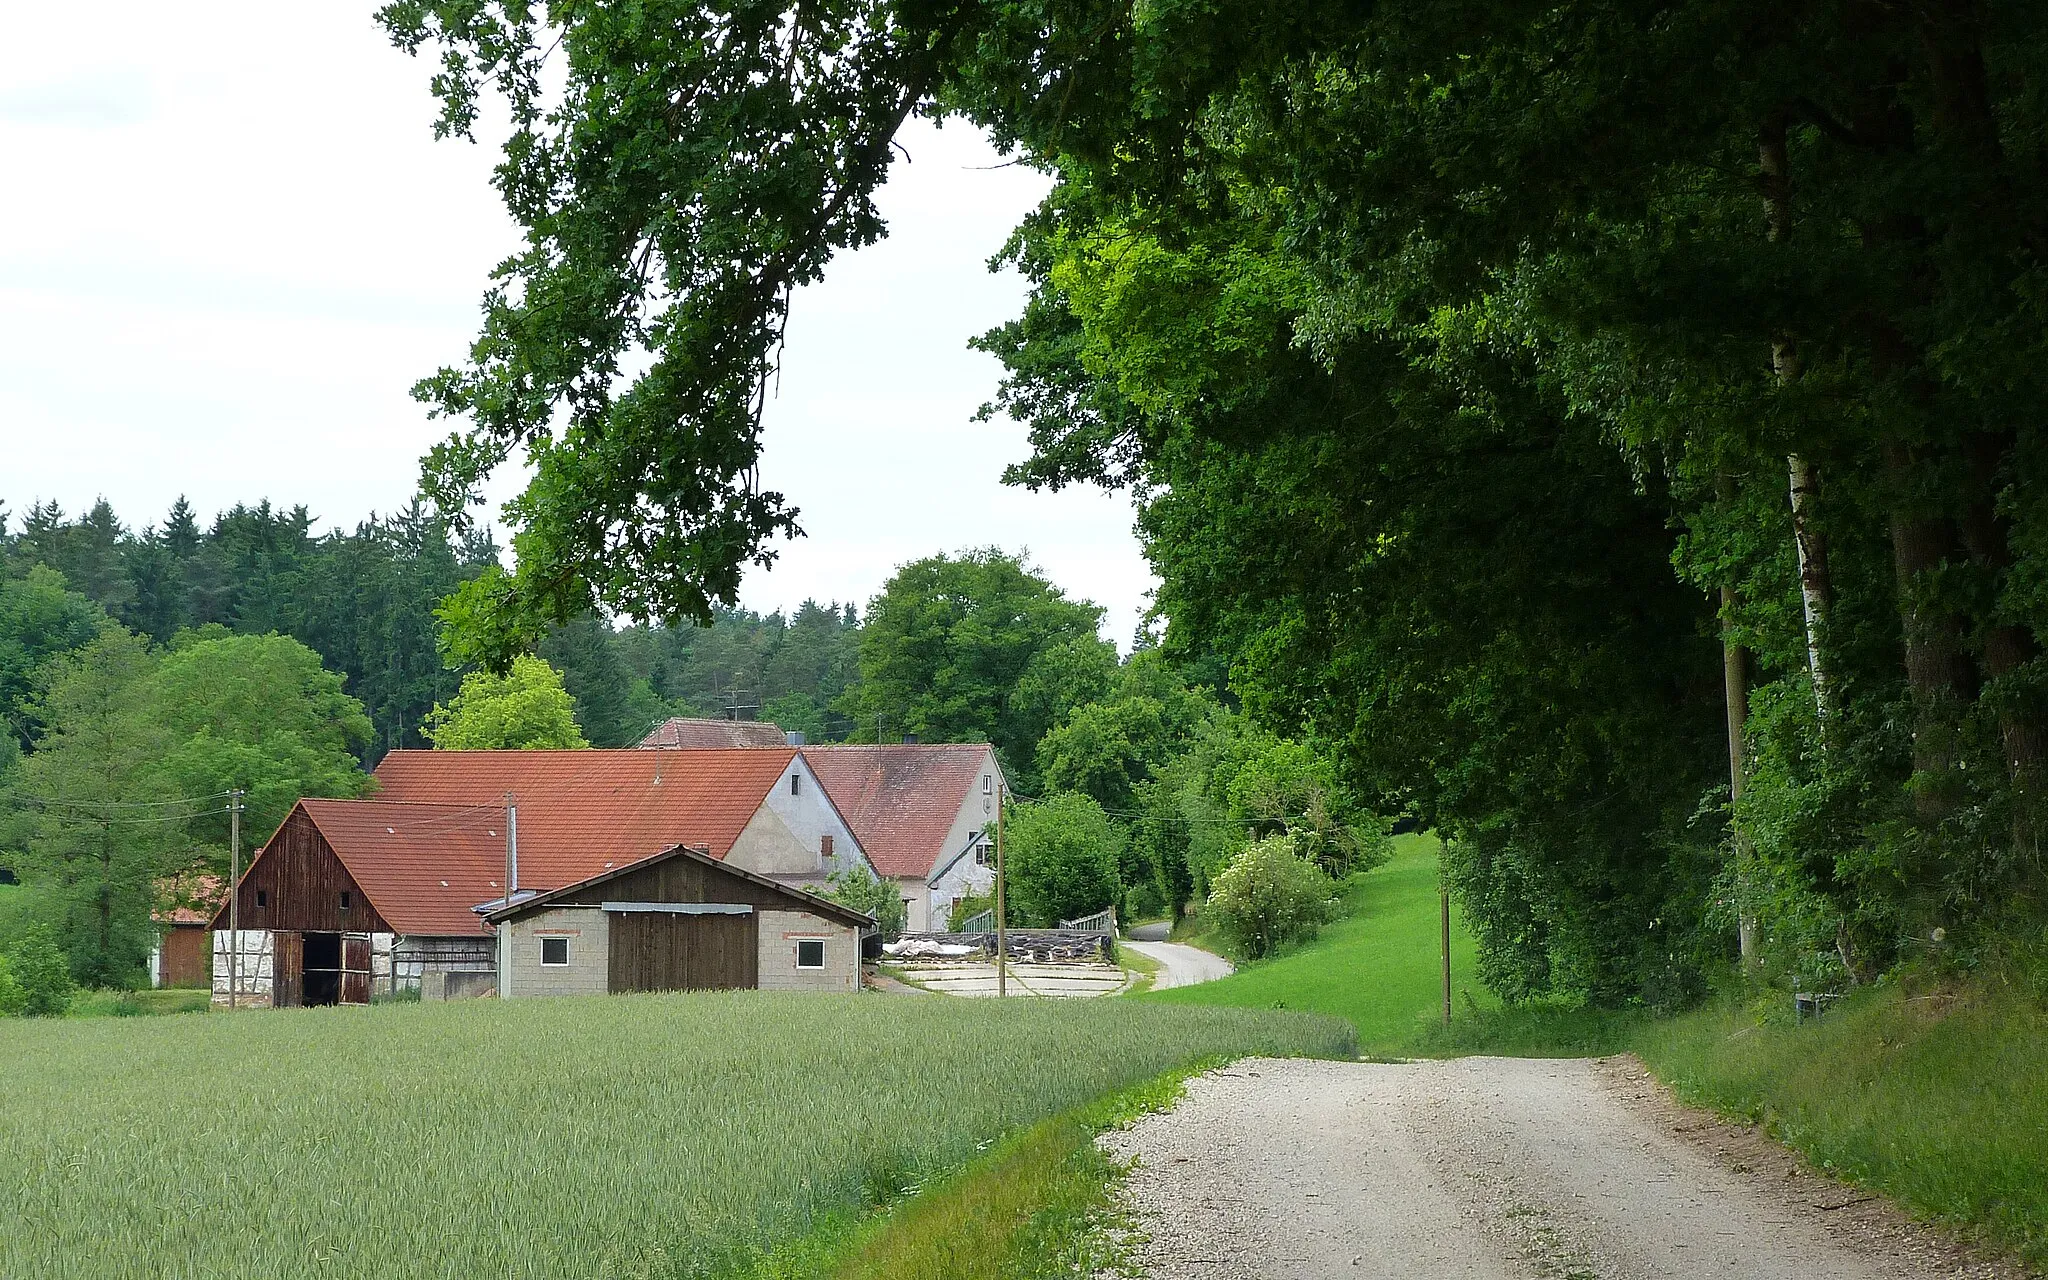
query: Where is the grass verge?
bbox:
[1147,831,2048,1265]
[1637,978,2048,1267]
[806,1064,1203,1279]
[0,991,1350,1278]
[1117,945,1162,995]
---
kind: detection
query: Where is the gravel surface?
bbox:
[1121,940,1234,990]
[1102,1056,2026,1280]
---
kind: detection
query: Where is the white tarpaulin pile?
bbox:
[881,938,978,960]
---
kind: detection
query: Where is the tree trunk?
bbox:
[1759,115,1836,735]
[1721,582,1758,967]
[1956,430,2047,853]
[1883,440,1977,821]
[1787,454,1837,733]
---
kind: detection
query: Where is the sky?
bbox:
[0,4,1156,645]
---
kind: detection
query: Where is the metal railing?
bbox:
[1058,907,1117,935]
[957,908,995,934]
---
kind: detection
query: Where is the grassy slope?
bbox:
[1149,833,1501,1054]
[0,992,1349,1279]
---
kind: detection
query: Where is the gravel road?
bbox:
[1102,1056,2021,1280]
[1121,940,1234,990]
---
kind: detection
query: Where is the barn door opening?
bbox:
[303,932,342,1006]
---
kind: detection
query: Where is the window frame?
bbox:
[794,939,826,970]
[790,772,802,795]
[539,936,570,967]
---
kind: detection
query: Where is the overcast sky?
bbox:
[0,4,1156,644]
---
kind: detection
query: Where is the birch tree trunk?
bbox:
[1760,115,1836,735]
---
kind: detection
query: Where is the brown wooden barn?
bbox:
[487,842,870,997]
[209,799,506,1007]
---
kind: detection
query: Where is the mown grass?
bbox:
[0,991,1350,1279]
[1151,833,1507,1055]
[1637,979,2048,1266]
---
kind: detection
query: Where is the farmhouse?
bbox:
[801,744,1009,932]
[488,842,870,996]
[211,748,874,1005]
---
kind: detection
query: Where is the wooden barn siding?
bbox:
[607,911,758,992]
[231,809,390,935]
[555,855,798,914]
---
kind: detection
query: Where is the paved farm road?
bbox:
[1121,939,1234,990]
[1105,1056,2012,1280]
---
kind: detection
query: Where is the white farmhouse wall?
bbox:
[756,909,860,992]
[212,929,274,1006]
[917,748,1005,931]
[728,755,869,880]
[502,907,609,998]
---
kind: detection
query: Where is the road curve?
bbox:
[1122,939,1234,990]
[1103,1056,2009,1280]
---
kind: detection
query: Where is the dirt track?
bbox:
[1102,1056,2023,1280]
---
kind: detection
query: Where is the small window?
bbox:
[790,772,801,795]
[982,774,992,795]
[255,889,268,908]
[339,891,351,912]
[795,939,825,969]
[540,937,569,967]
[820,834,834,857]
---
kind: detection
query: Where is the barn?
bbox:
[210,749,876,1006]
[488,842,872,997]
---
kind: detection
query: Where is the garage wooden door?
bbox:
[607,910,759,993]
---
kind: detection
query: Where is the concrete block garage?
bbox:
[489,843,870,997]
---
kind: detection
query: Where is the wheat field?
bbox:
[0,991,1350,1278]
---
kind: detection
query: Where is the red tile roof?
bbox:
[298,800,512,935]
[800,744,994,879]
[275,749,802,933]
[154,871,225,926]
[639,717,789,748]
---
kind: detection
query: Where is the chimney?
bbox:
[785,730,807,746]
[901,733,920,744]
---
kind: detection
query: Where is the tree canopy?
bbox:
[378,0,2048,1003]
[424,655,590,750]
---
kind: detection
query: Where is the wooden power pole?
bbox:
[227,789,244,1011]
[995,789,1007,999]
[1439,874,1453,1029]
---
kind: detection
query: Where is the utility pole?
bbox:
[1439,871,1452,1029]
[228,789,244,1011]
[995,788,1007,999]
[500,793,518,1000]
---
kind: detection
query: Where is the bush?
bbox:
[2,927,75,1016]
[947,892,994,932]
[0,955,24,1016]
[826,863,908,939]
[1206,835,1337,960]
[1004,793,1122,927]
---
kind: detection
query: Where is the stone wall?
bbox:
[501,907,609,998]
[757,909,860,992]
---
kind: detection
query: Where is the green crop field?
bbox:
[0,991,1350,1279]
[1149,833,1501,1052]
